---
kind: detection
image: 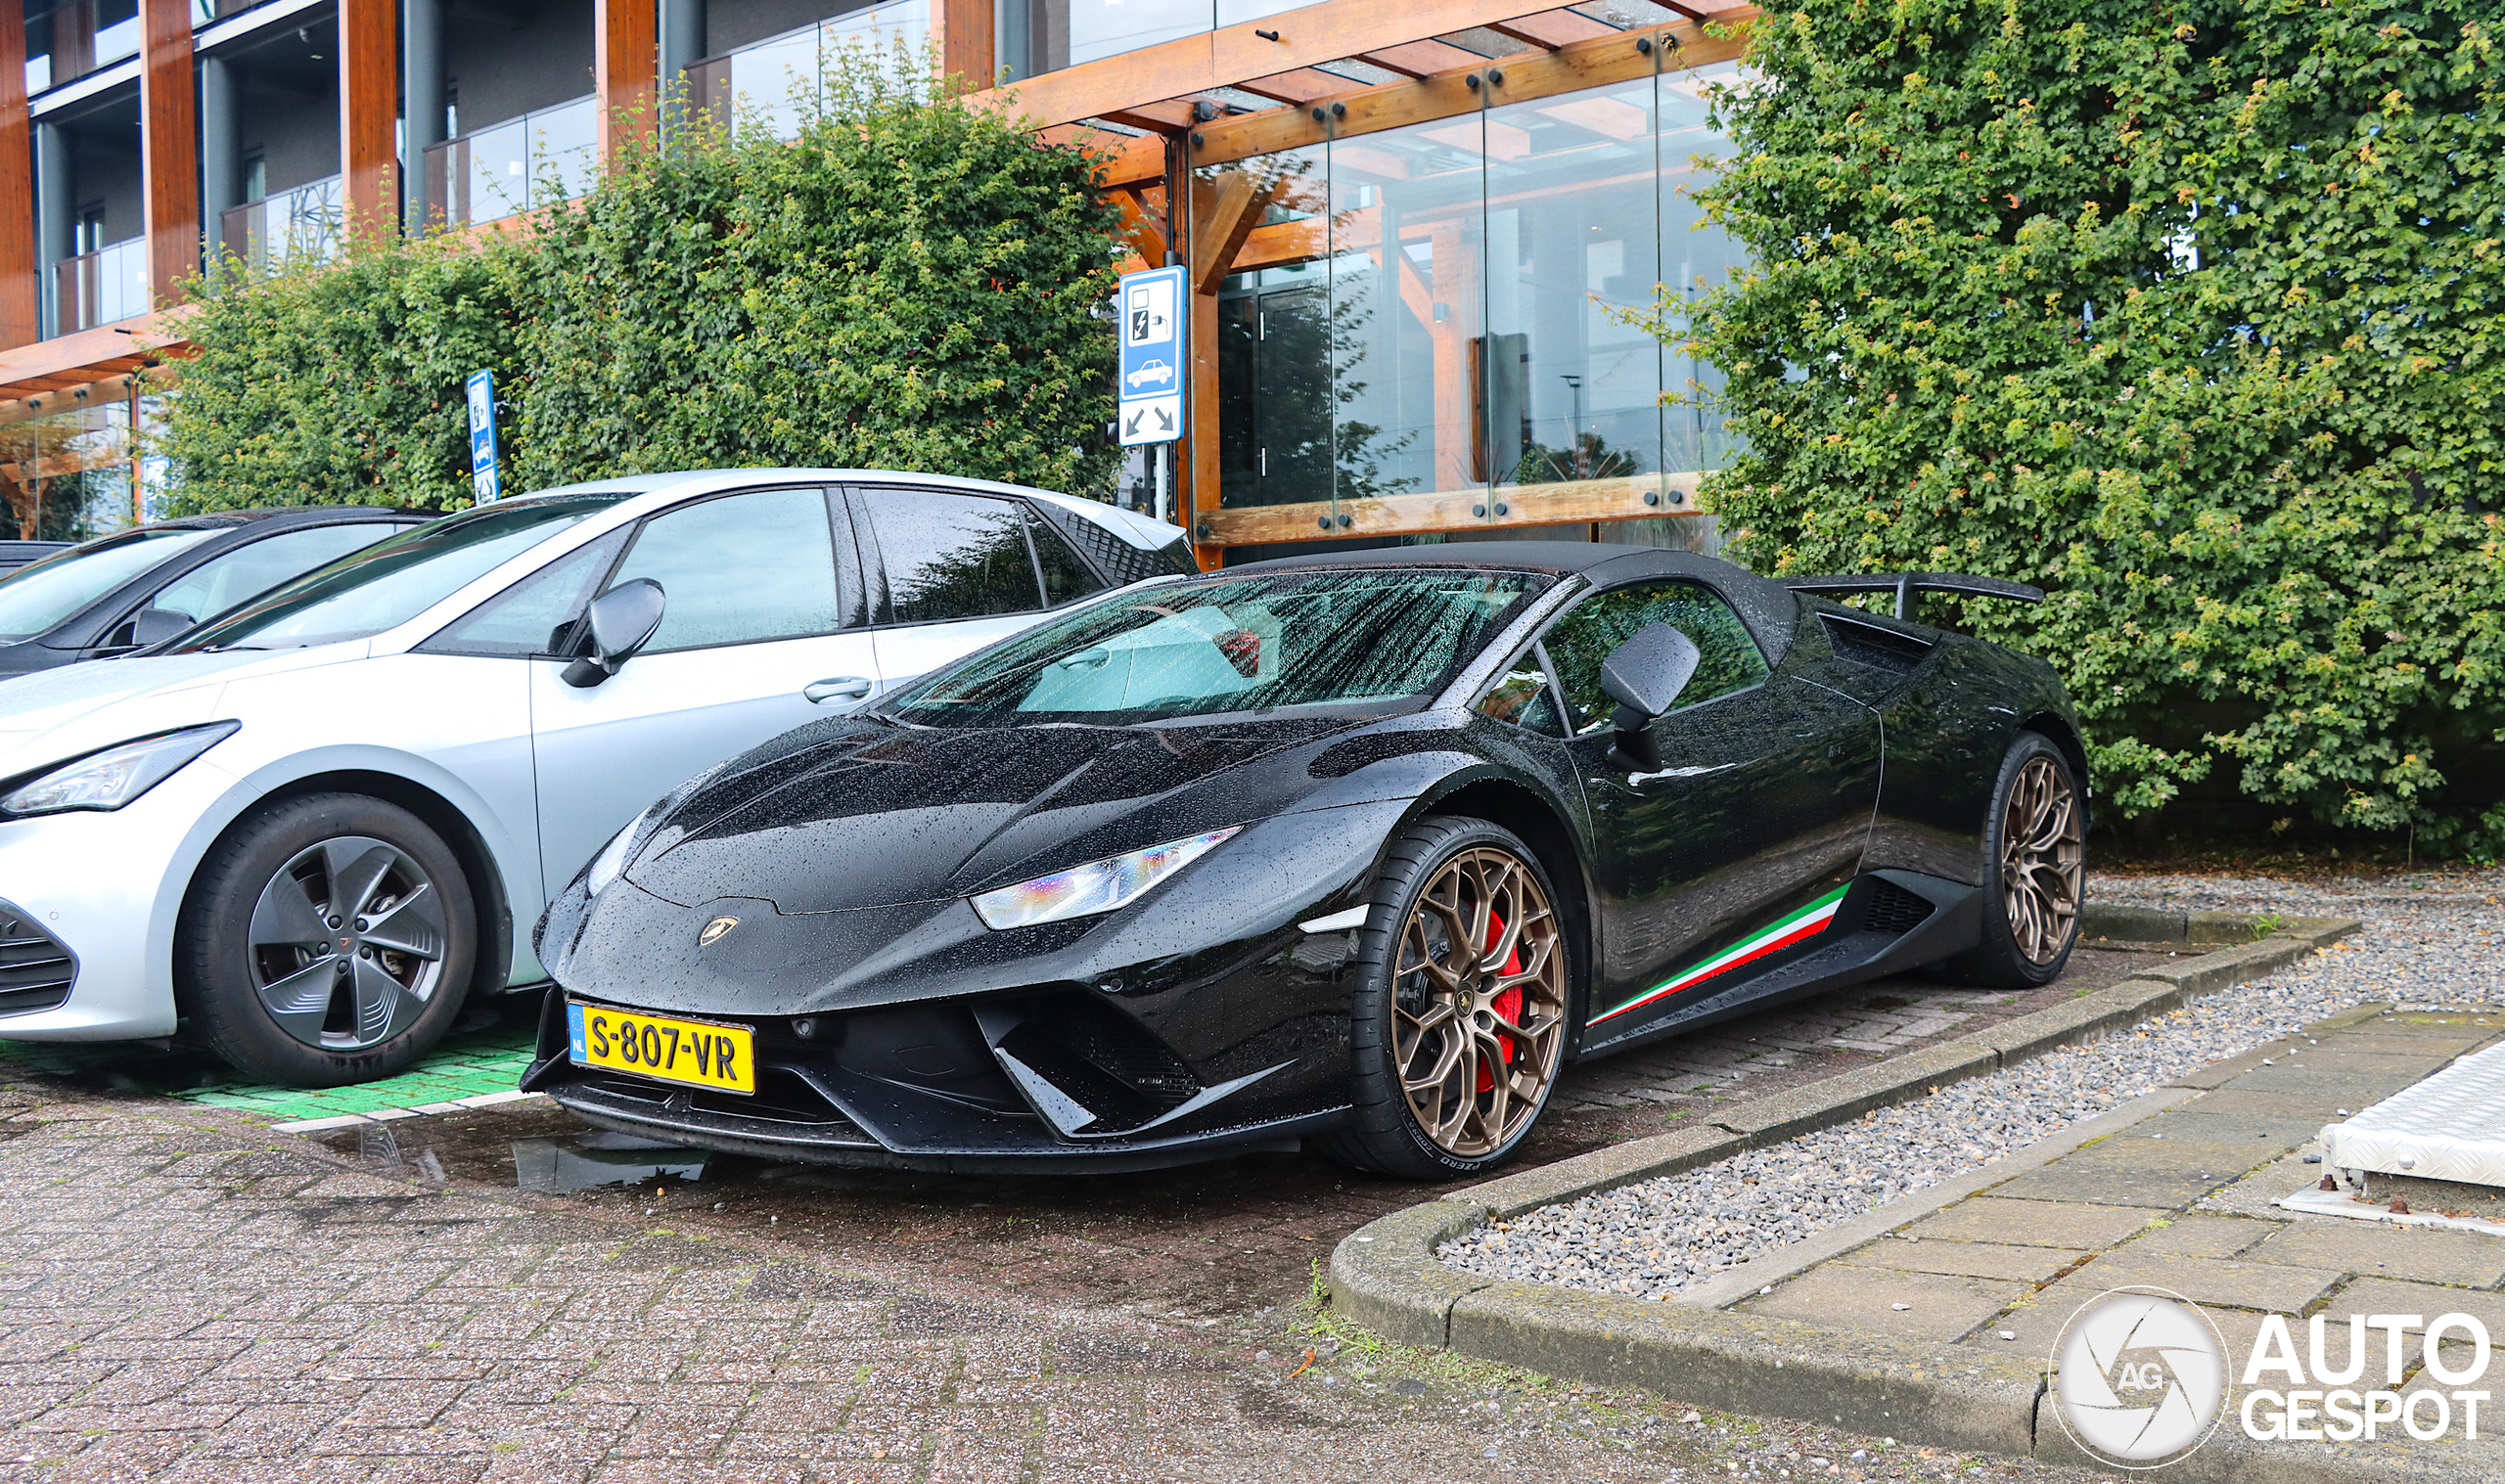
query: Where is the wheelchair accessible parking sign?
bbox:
[1116,265,1183,447]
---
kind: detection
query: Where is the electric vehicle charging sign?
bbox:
[1116,265,1184,447]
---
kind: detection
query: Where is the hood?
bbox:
[0,646,353,777]
[623,714,1369,914]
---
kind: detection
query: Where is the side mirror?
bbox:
[114,607,196,652]
[561,579,665,689]
[1599,622,1701,772]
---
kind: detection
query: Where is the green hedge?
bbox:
[1672,0,2505,853]
[162,54,1124,517]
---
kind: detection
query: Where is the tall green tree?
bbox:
[1668,0,2505,850]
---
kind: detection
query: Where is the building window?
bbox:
[1204,63,1749,530]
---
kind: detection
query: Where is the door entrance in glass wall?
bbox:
[1217,274,1334,512]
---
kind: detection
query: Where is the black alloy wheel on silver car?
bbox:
[1948,732,2085,988]
[177,792,478,1085]
[1322,815,1572,1179]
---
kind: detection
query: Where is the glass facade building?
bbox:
[1199,61,1744,537]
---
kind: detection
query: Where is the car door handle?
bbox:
[804,676,875,704]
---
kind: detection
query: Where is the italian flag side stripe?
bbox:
[1587,885,1849,1028]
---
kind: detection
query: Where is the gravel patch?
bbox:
[1439,877,2503,1301]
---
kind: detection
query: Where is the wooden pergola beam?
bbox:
[1190,12,1753,169]
[973,0,1674,130]
[1490,11,1617,48]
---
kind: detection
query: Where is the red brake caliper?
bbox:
[1476,910,1525,1094]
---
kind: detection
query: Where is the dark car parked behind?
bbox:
[0,541,67,573]
[0,507,434,678]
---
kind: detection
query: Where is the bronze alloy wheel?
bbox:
[1390,844,1568,1158]
[2001,752,2085,965]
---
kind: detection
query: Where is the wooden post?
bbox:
[934,0,994,89]
[138,0,200,305]
[340,0,398,239]
[597,0,660,158]
[0,2,35,347]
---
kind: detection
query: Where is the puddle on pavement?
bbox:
[512,1130,710,1192]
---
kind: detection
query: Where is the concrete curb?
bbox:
[1330,903,2375,1478]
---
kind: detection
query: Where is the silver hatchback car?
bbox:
[0,471,1190,1085]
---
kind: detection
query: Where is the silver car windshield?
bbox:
[175,495,627,652]
[0,528,218,643]
[888,568,1548,726]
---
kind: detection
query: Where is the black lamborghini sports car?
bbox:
[525,543,2087,1179]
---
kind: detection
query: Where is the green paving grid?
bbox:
[0,1003,541,1122]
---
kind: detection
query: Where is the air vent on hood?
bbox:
[1822,613,1936,676]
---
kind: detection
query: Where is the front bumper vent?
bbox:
[0,904,73,1016]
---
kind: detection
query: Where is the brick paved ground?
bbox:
[0,1078,2102,1483]
[0,877,2253,1483]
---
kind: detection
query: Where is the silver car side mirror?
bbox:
[562,579,665,689]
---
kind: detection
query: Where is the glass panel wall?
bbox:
[423,94,599,229]
[683,0,930,140]
[1207,62,1744,530]
[1000,0,1356,78]
[0,396,139,542]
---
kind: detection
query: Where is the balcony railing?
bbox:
[55,238,148,333]
[216,176,342,277]
[421,95,599,230]
[683,0,929,141]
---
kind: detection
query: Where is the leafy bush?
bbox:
[1669,0,2505,852]
[162,52,1123,516]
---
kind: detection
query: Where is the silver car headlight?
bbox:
[970,827,1242,931]
[0,722,240,818]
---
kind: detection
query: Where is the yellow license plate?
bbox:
[567,1002,755,1094]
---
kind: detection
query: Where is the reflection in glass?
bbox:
[1483,78,1664,499]
[1203,64,1750,530]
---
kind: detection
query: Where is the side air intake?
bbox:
[1861,878,1937,936]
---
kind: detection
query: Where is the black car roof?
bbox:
[1226,540,1640,576]
[1220,541,1801,663]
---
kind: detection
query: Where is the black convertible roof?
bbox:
[1225,541,1802,662]
[1227,540,1639,576]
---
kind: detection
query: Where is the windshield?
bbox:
[889,567,1549,726]
[175,495,627,652]
[0,528,217,643]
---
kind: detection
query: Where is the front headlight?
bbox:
[970,826,1242,931]
[583,816,642,897]
[0,722,240,818]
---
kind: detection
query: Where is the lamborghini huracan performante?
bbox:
[526,544,2087,1179]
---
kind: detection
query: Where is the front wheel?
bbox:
[1947,733,2085,988]
[176,792,478,1085]
[1320,816,1572,1181]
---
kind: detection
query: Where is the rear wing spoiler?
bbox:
[1780,572,2045,621]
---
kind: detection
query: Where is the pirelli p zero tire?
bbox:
[1320,816,1572,1181]
[1948,732,2085,989]
[176,792,478,1086]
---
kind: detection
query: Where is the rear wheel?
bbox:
[1320,817,1571,1180]
[177,792,478,1086]
[1948,733,2084,987]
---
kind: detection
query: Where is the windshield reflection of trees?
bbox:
[905,572,1544,722]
